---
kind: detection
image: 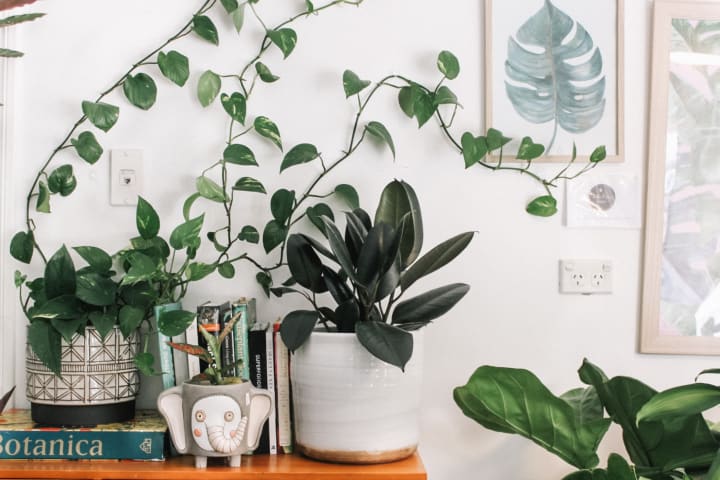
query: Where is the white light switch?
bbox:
[110,149,143,206]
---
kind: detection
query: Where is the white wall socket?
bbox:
[110,149,143,206]
[559,259,612,294]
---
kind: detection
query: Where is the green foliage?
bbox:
[123,73,157,110]
[157,50,190,87]
[280,180,474,369]
[197,70,221,107]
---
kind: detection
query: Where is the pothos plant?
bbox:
[454,359,720,480]
[0,0,44,59]
[10,0,605,376]
[279,179,474,370]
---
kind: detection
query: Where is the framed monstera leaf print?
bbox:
[485,0,624,162]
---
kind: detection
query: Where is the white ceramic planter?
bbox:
[290,330,423,464]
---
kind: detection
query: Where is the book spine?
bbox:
[0,431,166,460]
[274,323,292,453]
[196,303,222,373]
[248,330,269,454]
[154,303,181,390]
[231,301,250,380]
[185,317,200,380]
[219,303,234,377]
[265,327,277,455]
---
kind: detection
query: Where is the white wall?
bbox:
[2,0,716,478]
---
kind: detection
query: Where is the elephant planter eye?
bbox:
[224,411,234,422]
[195,410,206,422]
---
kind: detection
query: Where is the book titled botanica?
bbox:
[0,409,167,460]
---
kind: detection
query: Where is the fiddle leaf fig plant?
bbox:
[279,179,474,370]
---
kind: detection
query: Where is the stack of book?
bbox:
[158,297,293,455]
[0,409,167,460]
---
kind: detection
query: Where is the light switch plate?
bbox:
[110,149,143,206]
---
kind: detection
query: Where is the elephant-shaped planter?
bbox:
[157,381,273,468]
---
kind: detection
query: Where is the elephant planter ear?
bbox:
[245,392,272,450]
[157,386,189,453]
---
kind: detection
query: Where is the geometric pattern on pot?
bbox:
[26,327,140,405]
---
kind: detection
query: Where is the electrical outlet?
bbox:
[559,259,612,294]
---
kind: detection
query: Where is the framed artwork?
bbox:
[641,1,720,354]
[485,0,624,162]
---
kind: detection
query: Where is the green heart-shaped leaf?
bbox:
[254,116,282,150]
[123,73,157,110]
[10,230,34,264]
[255,62,279,83]
[365,121,395,158]
[221,92,247,124]
[82,101,119,132]
[157,50,189,87]
[233,176,266,194]
[526,195,558,217]
[197,70,221,107]
[343,69,371,98]
[71,131,103,164]
[223,144,257,165]
[437,50,460,80]
[193,15,219,45]
[267,28,297,59]
[136,196,160,239]
[280,143,318,172]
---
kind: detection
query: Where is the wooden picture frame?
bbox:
[641,1,720,354]
[484,0,624,162]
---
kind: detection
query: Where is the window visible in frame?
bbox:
[484,0,624,163]
[641,1,720,354]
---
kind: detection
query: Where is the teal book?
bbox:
[154,302,182,390]
[231,298,256,380]
[0,409,167,460]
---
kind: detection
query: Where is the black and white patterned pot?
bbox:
[26,326,140,426]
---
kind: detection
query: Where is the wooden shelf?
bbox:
[0,453,426,479]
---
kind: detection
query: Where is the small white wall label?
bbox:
[110,149,143,206]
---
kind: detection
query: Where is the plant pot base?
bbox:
[296,443,417,464]
[31,400,136,426]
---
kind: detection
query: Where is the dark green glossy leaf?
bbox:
[486,128,512,151]
[256,271,272,297]
[413,88,436,128]
[135,352,157,376]
[186,262,216,281]
[263,220,288,253]
[401,231,474,290]
[197,70,221,107]
[233,176,266,193]
[218,262,235,279]
[280,143,319,172]
[375,180,423,268]
[88,311,117,340]
[606,454,637,480]
[434,86,459,106]
[270,188,295,224]
[71,131,103,164]
[136,196,160,239]
[356,223,400,291]
[82,101,119,132]
[45,246,76,300]
[196,176,228,203]
[169,214,205,250]
[306,203,334,233]
[119,282,156,310]
[193,15,219,45]
[221,92,247,124]
[334,299,360,332]
[223,143,257,166]
[280,310,318,352]
[48,165,76,197]
[392,283,469,326]
[36,181,50,213]
[27,320,62,376]
[356,321,413,370]
[590,146,607,163]
[437,50,460,79]
[323,266,352,305]
[321,217,357,283]
[31,295,82,320]
[343,69,371,98]
[561,387,604,425]
[10,230,33,264]
[121,252,158,286]
[334,184,359,210]
[398,86,415,117]
[123,73,157,110]
[220,0,238,13]
[305,0,315,12]
[287,234,324,292]
[51,316,85,344]
[637,383,720,423]
[254,116,282,150]
[516,136,545,161]
[454,365,610,469]
[76,271,117,306]
[267,28,297,59]
[255,62,279,83]
[238,225,260,244]
[461,132,488,168]
[299,233,335,262]
[365,121,395,158]
[526,195,558,217]
[157,50,189,87]
[118,305,145,337]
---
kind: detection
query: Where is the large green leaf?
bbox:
[186,262,216,281]
[461,132,489,168]
[356,321,413,370]
[223,143,257,166]
[365,121,396,159]
[71,131,103,164]
[255,62,279,83]
[169,214,205,250]
[342,69,371,98]
[196,176,228,203]
[81,101,119,132]
[437,50,460,80]
[355,223,401,292]
[221,92,247,124]
[45,246,76,300]
[75,272,117,306]
[637,384,720,423]
[306,203,334,234]
[136,196,160,239]
[454,366,610,469]
[334,184,359,210]
[375,180,423,268]
[118,305,145,338]
[526,195,558,217]
[10,230,33,264]
[238,225,260,244]
[88,311,117,340]
[27,320,62,376]
[158,309,196,337]
[30,295,83,320]
[271,189,295,224]
[197,70,221,107]
[505,0,605,149]
[36,181,50,213]
[280,310,318,352]
[286,235,324,292]
[280,143,319,172]
[267,28,297,58]
[157,50,189,87]
[262,220,288,253]
[48,165,77,197]
[193,15,219,45]
[321,217,357,284]
[392,283,469,328]
[254,116,282,150]
[123,73,157,110]
[233,176,266,193]
[121,252,158,285]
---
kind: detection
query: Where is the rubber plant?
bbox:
[9,0,606,376]
[454,359,720,479]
